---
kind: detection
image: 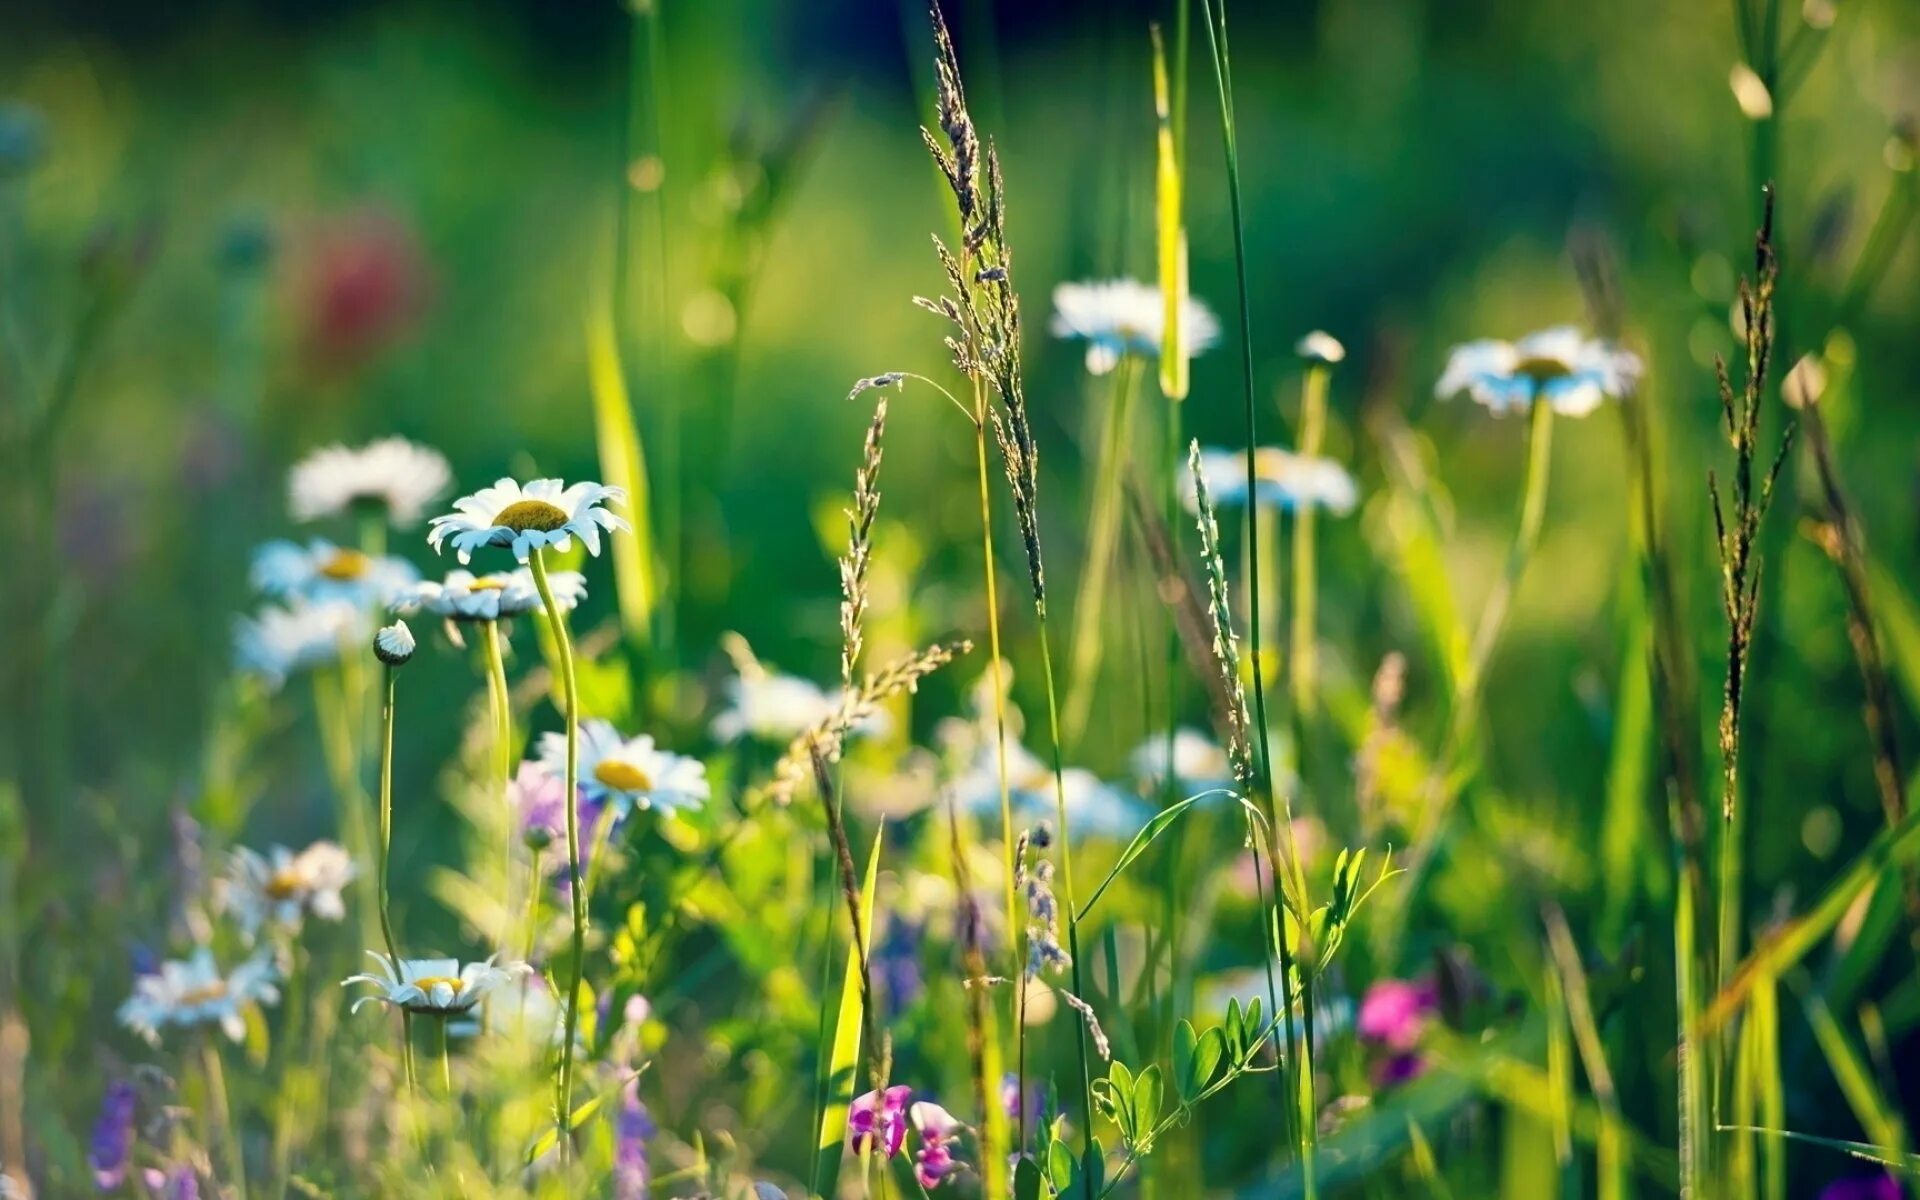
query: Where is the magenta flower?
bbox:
[910,1101,967,1189]
[1357,978,1438,1052]
[1819,1174,1901,1200]
[848,1085,912,1158]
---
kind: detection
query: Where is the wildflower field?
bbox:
[7,0,1920,1195]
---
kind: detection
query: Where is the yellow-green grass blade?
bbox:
[1152,22,1187,401]
[811,823,885,1198]
[585,304,656,648]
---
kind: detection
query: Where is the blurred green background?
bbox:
[6,0,1920,1186]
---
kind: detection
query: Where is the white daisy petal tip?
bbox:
[374,619,416,666]
[1295,330,1346,365]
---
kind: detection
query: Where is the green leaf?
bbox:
[1173,1020,1197,1100]
[1133,1065,1164,1144]
[810,824,886,1198]
[1076,793,1217,922]
[1084,1135,1107,1198]
[524,1071,637,1165]
[1014,1156,1044,1200]
[1047,1137,1075,1195]
[1191,1026,1227,1098]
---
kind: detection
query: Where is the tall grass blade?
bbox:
[585,305,657,648]
[811,824,885,1199]
[1152,22,1187,402]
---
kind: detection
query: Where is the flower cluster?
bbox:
[1016,823,1070,979]
[846,1086,968,1189]
[1356,976,1440,1085]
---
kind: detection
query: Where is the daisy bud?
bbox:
[374,619,416,666]
[1295,330,1346,365]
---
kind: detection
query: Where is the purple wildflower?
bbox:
[1357,978,1438,1052]
[88,1080,137,1189]
[1819,1174,1902,1200]
[510,761,603,891]
[143,1166,200,1200]
[874,916,925,1020]
[1000,1072,1042,1130]
[613,1077,656,1200]
[910,1101,966,1189]
[848,1085,912,1158]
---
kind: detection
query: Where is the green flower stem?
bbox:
[529,548,586,1148]
[1034,622,1095,1197]
[438,1018,454,1095]
[1289,363,1330,718]
[480,619,515,947]
[1385,398,1557,962]
[1063,354,1139,747]
[376,663,418,1097]
[967,378,1026,1156]
[199,1033,248,1200]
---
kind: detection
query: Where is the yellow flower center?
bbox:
[593,759,654,793]
[1512,355,1574,382]
[492,499,571,533]
[467,576,509,591]
[319,548,371,580]
[264,869,304,900]
[178,981,229,1005]
[411,975,465,997]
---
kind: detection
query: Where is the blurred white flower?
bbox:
[394,567,585,623]
[289,437,450,526]
[1435,326,1641,418]
[540,719,709,819]
[428,477,628,565]
[223,841,355,938]
[344,953,531,1016]
[1180,446,1358,515]
[1130,727,1234,794]
[940,718,1145,839]
[118,948,279,1045]
[250,539,419,607]
[1295,330,1346,364]
[710,639,890,744]
[1050,278,1220,375]
[235,600,368,689]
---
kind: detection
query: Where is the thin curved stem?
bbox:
[530,549,586,1148]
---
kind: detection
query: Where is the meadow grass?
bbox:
[8,1,1920,1198]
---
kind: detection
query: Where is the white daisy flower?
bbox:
[1179,446,1359,515]
[289,437,451,526]
[1050,278,1221,375]
[539,719,710,819]
[448,973,570,1045]
[1435,326,1642,418]
[222,841,355,938]
[117,948,279,1045]
[250,539,419,607]
[235,600,369,689]
[1131,727,1234,794]
[343,952,532,1016]
[394,567,586,623]
[427,477,628,565]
